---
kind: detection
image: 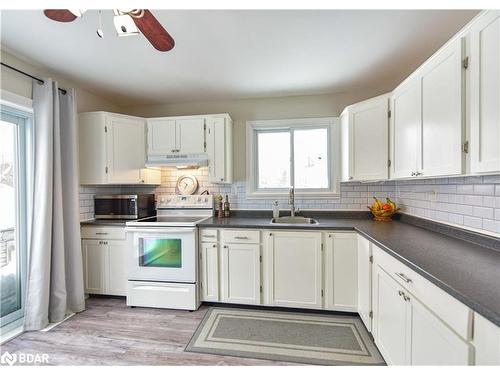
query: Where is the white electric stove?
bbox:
[125,195,213,310]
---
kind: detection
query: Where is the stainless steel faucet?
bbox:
[289,186,295,217]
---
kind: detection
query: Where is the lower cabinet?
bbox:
[82,237,128,296]
[200,242,219,302]
[324,232,358,312]
[373,261,471,365]
[220,242,261,305]
[264,231,322,309]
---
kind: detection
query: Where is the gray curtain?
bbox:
[24,79,85,331]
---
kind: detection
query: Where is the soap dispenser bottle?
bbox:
[272,200,280,219]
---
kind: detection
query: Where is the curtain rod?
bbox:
[1,62,67,95]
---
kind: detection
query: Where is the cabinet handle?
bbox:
[171,149,175,153]
[223,245,228,248]
[349,176,353,180]
[234,236,249,240]
[398,290,404,297]
[395,272,412,284]
[404,295,411,302]
[411,172,416,176]
[95,232,108,235]
[212,244,217,248]
[415,171,422,176]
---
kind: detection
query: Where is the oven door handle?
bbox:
[125,228,196,234]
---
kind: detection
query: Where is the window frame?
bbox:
[0,91,33,337]
[246,117,340,198]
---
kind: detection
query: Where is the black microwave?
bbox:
[94,194,155,220]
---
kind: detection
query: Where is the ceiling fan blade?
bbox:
[44,9,77,22]
[132,10,175,52]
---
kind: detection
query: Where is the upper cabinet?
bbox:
[206,115,233,183]
[147,117,205,155]
[469,11,500,174]
[390,38,464,179]
[78,112,161,185]
[341,94,390,182]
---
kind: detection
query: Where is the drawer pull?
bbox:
[203,235,216,238]
[234,236,249,239]
[395,272,412,284]
[95,232,109,235]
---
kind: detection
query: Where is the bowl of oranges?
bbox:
[368,197,399,222]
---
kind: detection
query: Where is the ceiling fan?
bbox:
[43,9,175,52]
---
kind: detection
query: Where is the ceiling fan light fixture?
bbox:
[69,9,86,18]
[113,14,140,37]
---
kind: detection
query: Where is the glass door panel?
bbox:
[0,108,29,332]
[139,238,182,268]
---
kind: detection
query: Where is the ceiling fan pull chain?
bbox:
[96,10,104,38]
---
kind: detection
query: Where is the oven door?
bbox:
[127,227,196,283]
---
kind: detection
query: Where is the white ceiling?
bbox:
[1,9,478,107]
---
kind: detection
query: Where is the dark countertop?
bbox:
[198,215,500,327]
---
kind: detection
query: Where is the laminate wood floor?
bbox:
[0,297,295,366]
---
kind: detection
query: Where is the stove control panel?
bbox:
[157,195,214,209]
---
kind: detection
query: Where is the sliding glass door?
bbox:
[0,106,30,333]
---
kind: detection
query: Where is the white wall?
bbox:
[1,50,121,113]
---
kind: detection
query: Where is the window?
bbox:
[0,99,32,337]
[247,117,339,197]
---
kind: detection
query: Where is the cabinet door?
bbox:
[78,112,108,184]
[390,80,421,178]
[106,115,145,184]
[324,232,358,312]
[82,240,106,294]
[357,236,372,331]
[107,240,128,296]
[200,242,219,302]
[221,243,260,305]
[147,119,177,155]
[206,117,227,183]
[470,11,500,174]
[177,118,205,154]
[409,295,471,365]
[267,232,322,309]
[349,95,389,181]
[373,265,409,365]
[420,38,464,177]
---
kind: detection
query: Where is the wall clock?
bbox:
[176,175,198,195]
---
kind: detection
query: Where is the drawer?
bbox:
[373,244,472,340]
[126,281,198,310]
[222,229,260,244]
[200,229,218,242]
[81,226,126,240]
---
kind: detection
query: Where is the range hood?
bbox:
[146,153,208,168]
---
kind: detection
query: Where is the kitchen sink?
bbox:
[270,216,319,225]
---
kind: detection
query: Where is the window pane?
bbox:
[293,128,329,189]
[0,119,21,320]
[257,131,290,189]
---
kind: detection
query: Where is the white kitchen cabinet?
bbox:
[390,38,464,179]
[81,227,128,297]
[357,235,372,331]
[324,232,358,312]
[107,240,128,296]
[420,38,464,177]
[220,242,260,305]
[79,112,160,185]
[206,115,233,183]
[372,253,471,365]
[82,240,106,294]
[410,294,471,365]
[147,119,177,155]
[390,79,421,178]
[373,264,410,365]
[265,231,322,309]
[146,116,205,156]
[200,242,220,302]
[469,11,500,174]
[341,94,389,182]
[473,313,500,365]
